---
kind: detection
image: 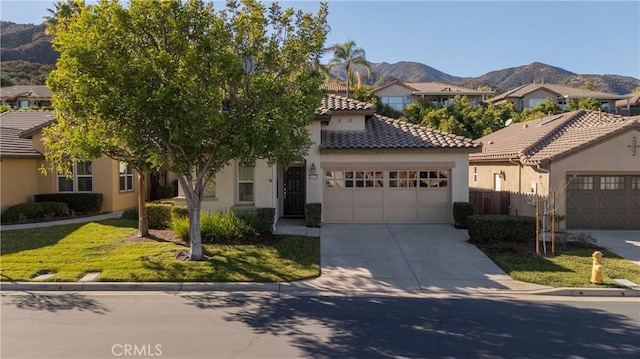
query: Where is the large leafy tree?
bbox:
[327,40,371,98]
[43,0,329,260]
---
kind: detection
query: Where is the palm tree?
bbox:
[43,0,84,36]
[327,40,371,98]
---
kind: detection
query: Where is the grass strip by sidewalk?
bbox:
[483,247,640,288]
[0,219,319,282]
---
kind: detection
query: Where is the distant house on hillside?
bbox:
[615,91,640,116]
[0,85,52,109]
[489,83,630,113]
[320,83,348,97]
[372,81,494,112]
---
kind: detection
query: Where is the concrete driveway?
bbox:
[283,224,549,295]
[582,230,640,265]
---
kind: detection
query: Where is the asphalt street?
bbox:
[1,291,639,359]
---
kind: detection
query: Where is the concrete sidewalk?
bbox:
[574,230,640,266]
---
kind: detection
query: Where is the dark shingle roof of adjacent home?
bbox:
[321,114,480,151]
[490,83,629,103]
[317,94,375,116]
[0,85,53,99]
[0,111,55,158]
[471,110,640,165]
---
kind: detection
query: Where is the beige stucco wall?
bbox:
[323,115,366,131]
[521,89,558,109]
[174,159,276,213]
[0,158,39,212]
[373,84,413,98]
[470,161,549,217]
[549,129,640,220]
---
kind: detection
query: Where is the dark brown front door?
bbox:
[284,167,305,217]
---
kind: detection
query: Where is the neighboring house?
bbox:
[175,94,480,224]
[320,82,348,97]
[489,83,630,113]
[469,110,640,229]
[372,81,494,112]
[615,91,640,116]
[0,85,53,109]
[0,111,139,213]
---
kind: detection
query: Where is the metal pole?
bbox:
[536,193,540,255]
[552,192,556,258]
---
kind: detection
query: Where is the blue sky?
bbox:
[2,1,639,78]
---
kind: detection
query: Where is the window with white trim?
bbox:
[119,162,134,192]
[237,164,254,203]
[57,161,93,192]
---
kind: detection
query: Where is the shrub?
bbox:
[173,211,258,244]
[147,203,173,229]
[1,202,70,224]
[121,207,138,220]
[156,185,176,200]
[467,215,536,245]
[34,193,103,214]
[120,203,173,229]
[254,207,275,235]
[171,205,189,220]
[305,203,322,227]
[453,202,475,229]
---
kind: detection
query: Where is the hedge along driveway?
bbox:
[0,219,320,282]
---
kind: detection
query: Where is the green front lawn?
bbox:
[482,246,640,288]
[0,219,320,282]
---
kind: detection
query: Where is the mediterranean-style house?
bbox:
[371,81,494,112]
[616,91,640,116]
[0,85,52,110]
[0,111,139,213]
[489,83,631,113]
[174,94,480,224]
[469,110,640,229]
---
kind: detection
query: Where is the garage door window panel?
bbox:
[567,176,593,190]
[419,170,449,188]
[632,177,640,190]
[325,171,345,188]
[600,176,624,190]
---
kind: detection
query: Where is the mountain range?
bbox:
[2,21,639,94]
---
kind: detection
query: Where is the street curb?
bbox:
[1,281,638,297]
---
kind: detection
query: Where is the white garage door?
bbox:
[323,169,451,223]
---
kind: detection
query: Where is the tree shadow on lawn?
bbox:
[137,247,316,282]
[2,291,109,314]
[0,223,86,256]
[180,294,640,359]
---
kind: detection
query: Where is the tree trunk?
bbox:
[346,63,350,98]
[177,176,204,261]
[137,171,149,237]
[187,200,203,261]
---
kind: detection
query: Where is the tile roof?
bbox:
[490,83,628,103]
[0,111,55,158]
[317,94,375,116]
[321,114,480,151]
[320,83,347,93]
[0,85,52,99]
[616,92,640,108]
[402,82,493,94]
[471,110,640,165]
[374,81,493,95]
